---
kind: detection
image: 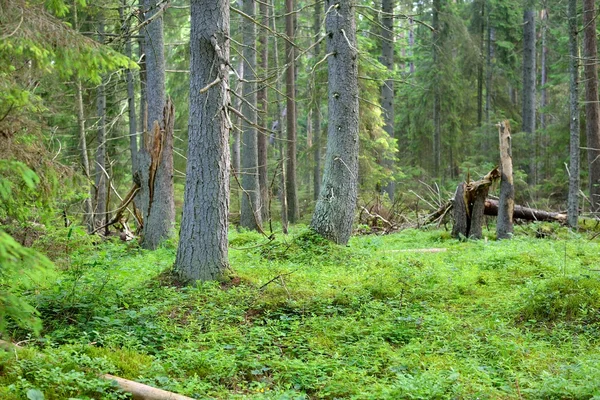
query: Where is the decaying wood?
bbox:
[389,248,447,253]
[497,120,514,239]
[102,374,195,400]
[484,199,567,223]
[91,183,140,235]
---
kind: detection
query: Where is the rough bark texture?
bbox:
[95,19,107,232]
[139,0,175,249]
[381,0,395,200]
[310,0,359,245]
[285,0,299,223]
[175,0,230,282]
[522,6,536,184]
[451,183,468,238]
[583,0,600,213]
[497,120,514,239]
[432,0,441,177]
[257,0,269,223]
[240,0,263,231]
[567,0,580,228]
[313,0,322,202]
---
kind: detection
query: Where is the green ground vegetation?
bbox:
[1,226,600,399]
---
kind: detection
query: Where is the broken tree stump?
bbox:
[497,120,514,239]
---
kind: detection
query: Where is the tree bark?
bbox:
[257,0,269,223]
[381,0,395,200]
[240,0,263,231]
[175,0,230,282]
[103,374,194,400]
[476,0,485,128]
[432,0,441,177]
[497,120,514,239]
[311,0,359,245]
[121,0,138,179]
[522,5,536,185]
[567,0,580,229]
[285,0,299,223]
[139,0,175,249]
[313,0,322,202]
[232,60,242,182]
[484,199,566,223]
[95,17,107,233]
[583,0,600,213]
[485,7,494,137]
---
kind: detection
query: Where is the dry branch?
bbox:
[102,374,195,400]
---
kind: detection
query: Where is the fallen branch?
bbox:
[102,374,194,400]
[484,199,567,223]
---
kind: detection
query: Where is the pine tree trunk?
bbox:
[240,0,262,231]
[232,60,242,180]
[121,1,138,178]
[312,0,322,202]
[381,0,395,200]
[432,0,441,177]
[485,16,494,135]
[583,0,600,213]
[95,18,107,233]
[257,0,269,223]
[567,0,580,228]
[522,5,536,185]
[285,0,299,223]
[497,120,514,239]
[310,0,359,245]
[139,0,175,249]
[175,0,230,282]
[477,0,485,128]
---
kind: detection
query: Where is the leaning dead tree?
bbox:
[451,167,500,239]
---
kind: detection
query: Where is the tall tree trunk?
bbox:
[497,120,514,239]
[271,0,288,233]
[240,0,262,231]
[539,8,548,180]
[285,0,299,223]
[432,0,441,177]
[257,0,269,223]
[381,0,395,200]
[567,0,580,228]
[408,17,415,74]
[477,0,485,128]
[139,0,175,249]
[95,18,108,233]
[72,1,94,232]
[312,0,322,202]
[175,0,230,282]
[485,12,494,135]
[311,0,359,245]
[583,0,600,213]
[232,60,243,210]
[522,5,536,185]
[120,1,138,178]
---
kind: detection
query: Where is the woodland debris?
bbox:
[484,199,567,223]
[102,374,195,400]
[497,120,515,239]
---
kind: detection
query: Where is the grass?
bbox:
[1,225,600,399]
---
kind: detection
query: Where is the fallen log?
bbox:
[484,199,567,223]
[102,374,195,400]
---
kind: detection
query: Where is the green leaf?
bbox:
[26,389,45,400]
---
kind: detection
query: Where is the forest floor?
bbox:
[1,224,600,399]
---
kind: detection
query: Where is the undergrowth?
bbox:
[1,226,600,399]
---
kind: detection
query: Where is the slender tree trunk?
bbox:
[95,18,108,233]
[175,0,230,282]
[568,0,580,228]
[285,0,299,223]
[271,0,288,233]
[240,0,263,231]
[477,0,484,128]
[522,5,536,185]
[72,1,94,232]
[485,14,494,135]
[312,0,322,202]
[583,0,600,213]
[539,8,548,180]
[311,0,359,245]
[139,0,175,249]
[432,0,441,177]
[257,0,269,223]
[120,1,138,178]
[497,120,514,239]
[232,60,242,179]
[409,17,415,74]
[381,0,395,200]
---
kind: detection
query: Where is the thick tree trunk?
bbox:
[497,120,514,239]
[257,0,269,223]
[522,5,536,185]
[285,0,299,223]
[567,0,580,229]
[313,0,322,202]
[95,18,107,233]
[311,0,359,245]
[484,199,566,223]
[139,0,175,249]
[583,0,600,213]
[240,0,263,231]
[175,0,230,282]
[432,0,441,177]
[381,0,395,200]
